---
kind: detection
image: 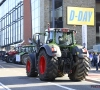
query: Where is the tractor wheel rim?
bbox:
[24,57,28,64]
[39,56,46,74]
[9,58,12,62]
[26,60,31,72]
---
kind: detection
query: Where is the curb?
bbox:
[85,78,100,83]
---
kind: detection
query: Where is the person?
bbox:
[89,52,93,66]
[97,53,100,70]
[92,52,95,66]
[98,53,100,67]
[93,52,99,71]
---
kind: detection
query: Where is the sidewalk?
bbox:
[85,67,100,83]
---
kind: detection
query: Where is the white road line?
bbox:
[36,78,76,90]
[0,65,4,68]
[48,82,76,90]
[0,82,11,90]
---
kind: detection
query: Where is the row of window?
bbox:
[31,0,40,35]
[0,1,23,47]
[0,1,23,31]
[0,0,23,17]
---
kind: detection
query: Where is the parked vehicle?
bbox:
[5,50,18,63]
[26,28,90,81]
[0,51,6,61]
[15,45,35,65]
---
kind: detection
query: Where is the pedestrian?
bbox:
[89,52,93,67]
[93,52,99,71]
[92,52,95,66]
[98,53,100,67]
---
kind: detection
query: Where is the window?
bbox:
[31,0,40,35]
[96,12,100,44]
[0,0,23,46]
[50,0,63,28]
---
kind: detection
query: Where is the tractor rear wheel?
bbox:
[6,56,13,63]
[26,55,38,77]
[22,54,29,65]
[68,56,90,81]
[38,50,58,81]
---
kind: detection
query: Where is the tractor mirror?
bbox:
[33,34,39,44]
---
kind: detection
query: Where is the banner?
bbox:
[67,7,94,26]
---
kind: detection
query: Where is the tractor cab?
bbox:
[21,45,35,53]
[45,28,76,46]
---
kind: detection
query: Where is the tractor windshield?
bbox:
[45,29,74,46]
[22,46,35,52]
[45,31,54,43]
[56,31,73,46]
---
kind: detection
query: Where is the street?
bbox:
[0,60,100,90]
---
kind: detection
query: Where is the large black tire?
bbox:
[68,56,90,81]
[38,50,58,81]
[26,54,38,77]
[6,56,13,63]
[22,54,29,65]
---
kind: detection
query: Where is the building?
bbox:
[0,0,100,50]
[0,0,24,50]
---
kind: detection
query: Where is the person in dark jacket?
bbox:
[93,52,99,71]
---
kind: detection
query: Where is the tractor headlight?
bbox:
[51,47,57,53]
[82,48,87,53]
[82,48,89,57]
[87,51,89,58]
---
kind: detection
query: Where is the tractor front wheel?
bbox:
[68,56,90,81]
[6,56,13,63]
[38,50,58,81]
[22,54,29,65]
[26,56,38,77]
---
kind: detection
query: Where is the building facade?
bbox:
[40,0,96,49]
[0,0,24,50]
[0,0,100,50]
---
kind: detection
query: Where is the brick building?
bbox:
[0,0,100,50]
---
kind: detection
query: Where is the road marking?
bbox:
[0,82,11,90]
[48,82,76,90]
[0,65,4,68]
[36,78,76,90]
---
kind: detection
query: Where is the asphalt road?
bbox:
[0,60,100,90]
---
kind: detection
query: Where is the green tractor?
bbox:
[26,28,90,81]
[15,45,35,65]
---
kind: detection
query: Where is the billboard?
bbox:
[67,7,94,26]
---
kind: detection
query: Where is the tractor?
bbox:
[5,49,18,63]
[15,45,35,65]
[26,28,90,81]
